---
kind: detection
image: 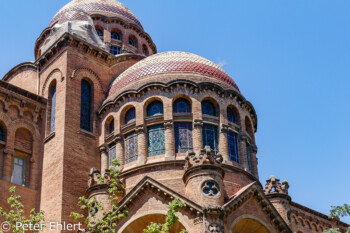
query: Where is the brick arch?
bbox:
[41,68,62,97]
[7,119,40,153]
[0,112,12,131]
[118,210,189,233]
[229,214,273,233]
[227,104,241,126]
[144,97,164,118]
[120,104,136,126]
[103,114,115,138]
[71,67,105,94]
[200,96,220,117]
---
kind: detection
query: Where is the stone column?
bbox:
[99,145,108,174]
[115,134,124,170]
[164,120,175,160]
[219,124,229,163]
[251,145,259,178]
[2,149,13,181]
[239,134,248,171]
[136,125,147,165]
[193,119,203,154]
[29,157,37,189]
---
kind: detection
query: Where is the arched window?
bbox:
[142,45,148,56]
[174,123,193,153]
[245,117,254,141]
[96,29,103,37]
[108,119,114,135]
[228,131,239,163]
[227,107,236,124]
[173,98,191,113]
[125,108,136,124]
[50,84,56,133]
[108,143,116,168]
[111,31,121,40]
[147,124,165,157]
[0,125,6,142]
[124,131,138,163]
[129,37,136,47]
[110,46,122,55]
[246,144,252,172]
[147,101,163,117]
[202,124,218,154]
[202,100,217,116]
[80,80,92,132]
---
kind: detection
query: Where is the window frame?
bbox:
[11,156,26,186]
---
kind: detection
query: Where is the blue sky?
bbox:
[0,0,349,223]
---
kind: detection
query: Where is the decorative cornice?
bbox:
[164,120,174,129]
[193,119,203,127]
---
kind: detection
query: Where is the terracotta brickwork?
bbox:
[0,1,348,232]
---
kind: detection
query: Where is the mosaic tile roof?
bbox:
[107,51,240,97]
[50,0,143,29]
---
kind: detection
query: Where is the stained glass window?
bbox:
[173,98,191,113]
[0,125,6,142]
[202,100,217,116]
[202,124,218,154]
[147,101,163,117]
[109,143,116,168]
[246,144,252,172]
[111,32,121,40]
[228,131,239,163]
[124,131,138,163]
[129,38,136,47]
[110,46,122,55]
[96,29,103,37]
[50,85,56,133]
[125,108,136,124]
[108,119,114,135]
[174,123,193,153]
[147,124,165,157]
[227,107,236,124]
[11,157,25,186]
[202,181,220,197]
[80,80,92,132]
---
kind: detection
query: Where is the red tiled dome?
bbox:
[107,51,240,98]
[50,0,143,29]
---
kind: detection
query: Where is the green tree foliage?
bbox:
[143,199,188,233]
[70,159,128,232]
[0,186,45,233]
[323,204,350,233]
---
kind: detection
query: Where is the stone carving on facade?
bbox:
[264,176,289,195]
[185,146,223,170]
[87,168,111,188]
[208,223,223,233]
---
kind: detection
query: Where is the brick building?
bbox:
[0,0,348,232]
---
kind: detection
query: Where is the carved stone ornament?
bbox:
[208,223,223,233]
[264,176,289,195]
[185,146,223,170]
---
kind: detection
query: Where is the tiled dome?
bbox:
[107,51,240,98]
[50,0,143,29]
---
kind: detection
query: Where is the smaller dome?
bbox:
[55,8,92,25]
[107,51,240,99]
[50,0,143,29]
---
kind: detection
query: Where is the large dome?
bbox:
[50,0,143,29]
[107,51,240,100]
